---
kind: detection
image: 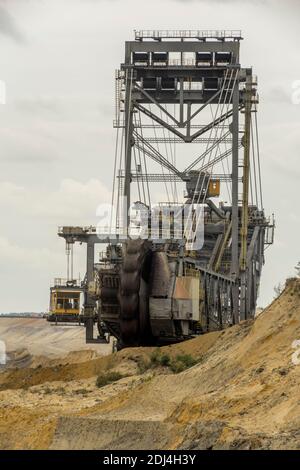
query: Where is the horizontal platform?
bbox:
[117,171,241,183]
[138,137,234,144]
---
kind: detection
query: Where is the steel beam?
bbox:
[231,79,240,323]
[84,241,95,342]
[124,71,134,224]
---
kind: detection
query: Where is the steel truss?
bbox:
[117,30,273,324]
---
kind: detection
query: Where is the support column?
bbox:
[85,240,95,342]
[124,69,134,229]
[231,78,240,323]
[240,71,253,320]
[179,78,184,126]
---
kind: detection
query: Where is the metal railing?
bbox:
[133,57,234,68]
[95,225,186,240]
[53,278,81,288]
[135,30,242,41]
[113,120,238,130]
[169,58,196,67]
[58,226,97,235]
[264,225,275,245]
[117,171,237,183]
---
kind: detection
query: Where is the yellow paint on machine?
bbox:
[208,179,220,197]
[49,288,81,316]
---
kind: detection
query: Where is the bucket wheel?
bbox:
[118,239,154,348]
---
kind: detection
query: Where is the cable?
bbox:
[185,68,233,241]
[137,109,151,206]
[133,145,141,202]
[200,70,238,205]
[164,103,179,202]
[254,104,263,210]
[110,104,121,231]
[209,103,231,203]
[159,106,177,202]
[250,115,258,207]
[149,103,170,203]
[133,113,146,205]
[186,69,238,244]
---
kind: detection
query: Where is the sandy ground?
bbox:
[0,317,111,367]
[0,279,300,449]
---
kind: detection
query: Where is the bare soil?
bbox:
[0,279,300,450]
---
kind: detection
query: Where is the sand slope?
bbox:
[0,279,300,449]
[0,317,110,359]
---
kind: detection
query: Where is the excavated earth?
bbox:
[0,278,300,450]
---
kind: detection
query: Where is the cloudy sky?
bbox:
[0,0,299,312]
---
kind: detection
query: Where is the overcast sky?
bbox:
[0,0,299,312]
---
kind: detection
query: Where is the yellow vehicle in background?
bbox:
[48,278,83,323]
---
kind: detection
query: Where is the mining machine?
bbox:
[57,30,274,349]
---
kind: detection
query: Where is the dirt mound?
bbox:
[51,418,173,450]
[5,348,33,369]
[3,348,101,370]
[0,278,300,449]
[0,317,110,358]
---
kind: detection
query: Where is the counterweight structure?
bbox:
[58,30,274,348]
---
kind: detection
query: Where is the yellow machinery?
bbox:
[208,179,220,198]
[48,278,83,323]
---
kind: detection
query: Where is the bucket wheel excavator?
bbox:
[57,30,274,349]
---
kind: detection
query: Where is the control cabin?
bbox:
[48,278,83,323]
